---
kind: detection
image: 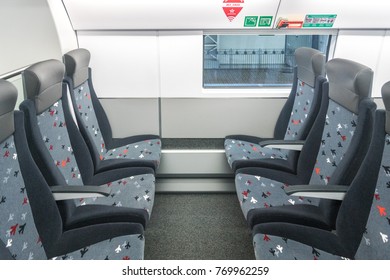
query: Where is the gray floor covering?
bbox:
[144,193,255,260]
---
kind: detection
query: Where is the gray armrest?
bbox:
[259,140,305,151]
[51,185,110,201]
[285,185,349,200]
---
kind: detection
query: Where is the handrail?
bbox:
[0,66,28,80]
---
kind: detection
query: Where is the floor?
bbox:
[144,193,255,260]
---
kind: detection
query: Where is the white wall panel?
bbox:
[77,31,160,98]
[63,0,280,30]
[373,31,390,97]
[161,98,285,138]
[100,99,160,136]
[159,32,203,98]
[64,0,390,30]
[333,30,386,97]
[47,0,78,54]
[277,0,390,29]
[0,0,62,76]
[158,151,232,176]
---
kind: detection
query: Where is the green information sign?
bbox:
[303,14,337,28]
[244,16,258,27]
[258,16,273,27]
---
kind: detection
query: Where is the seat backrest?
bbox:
[345,81,390,259]
[21,59,95,187]
[273,47,325,141]
[0,80,63,260]
[306,58,374,186]
[63,49,113,165]
[292,58,375,228]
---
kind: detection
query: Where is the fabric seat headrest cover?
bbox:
[381,81,390,134]
[23,59,65,114]
[64,48,91,88]
[0,80,18,143]
[326,58,373,114]
[295,47,325,87]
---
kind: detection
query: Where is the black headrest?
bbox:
[63,48,91,88]
[326,58,373,114]
[382,81,390,134]
[0,80,18,143]
[295,47,325,87]
[23,59,65,114]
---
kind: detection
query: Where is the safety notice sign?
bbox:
[222,0,244,22]
[303,14,337,28]
[244,16,258,27]
[258,16,273,27]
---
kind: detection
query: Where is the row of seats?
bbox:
[0,49,162,259]
[224,47,389,259]
[2,46,388,260]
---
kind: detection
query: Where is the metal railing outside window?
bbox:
[203,34,330,88]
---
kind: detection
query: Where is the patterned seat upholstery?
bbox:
[0,80,144,260]
[236,58,376,230]
[252,81,390,260]
[63,48,161,172]
[225,47,326,172]
[20,59,155,230]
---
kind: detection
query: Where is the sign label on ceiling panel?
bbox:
[276,18,303,29]
[222,0,244,22]
[244,16,258,27]
[258,16,273,27]
[303,14,337,28]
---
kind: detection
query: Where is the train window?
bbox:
[203,34,330,88]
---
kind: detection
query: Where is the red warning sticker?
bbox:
[222,0,244,22]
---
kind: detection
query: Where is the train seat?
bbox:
[20,59,155,230]
[63,48,161,172]
[252,81,390,260]
[235,58,375,230]
[225,47,326,172]
[0,79,144,260]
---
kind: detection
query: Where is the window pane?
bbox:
[203,34,330,88]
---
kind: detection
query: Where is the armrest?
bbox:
[51,185,110,201]
[259,140,305,151]
[285,184,349,200]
